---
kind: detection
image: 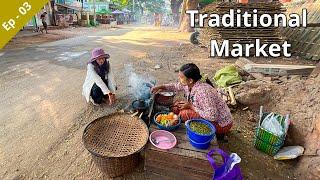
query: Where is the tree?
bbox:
[126,0,145,18]
[179,0,198,32]
[170,0,183,24]
[126,0,166,19]
[144,0,166,13]
[110,0,130,9]
[135,0,145,15]
[142,0,166,26]
[88,0,115,2]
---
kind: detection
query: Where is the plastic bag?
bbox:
[207,148,243,180]
[214,65,242,88]
[224,153,241,173]
[261,113,284,136]
[274,146,304,160]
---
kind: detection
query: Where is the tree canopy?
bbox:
[144,0,166,13]
[199,0,215,5]
[125,0,166,14]
[111,0,130,8]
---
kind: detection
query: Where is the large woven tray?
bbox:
[83,113,149,157]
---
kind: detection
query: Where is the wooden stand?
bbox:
[145,124,221,180]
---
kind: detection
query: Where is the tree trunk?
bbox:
[138,3,143,16]
[179,0,198,32]
[179,0,187,27]
[50,0,56,26]
[171,0,183,25]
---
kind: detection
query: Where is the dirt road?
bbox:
[0,26,191,179]
[1,26,299,180]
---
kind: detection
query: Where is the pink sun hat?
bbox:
[89,48,110,63]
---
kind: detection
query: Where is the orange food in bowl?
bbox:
[161,115,167,121]
[156,115,162,122]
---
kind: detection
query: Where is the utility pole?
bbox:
[93,0,96,26]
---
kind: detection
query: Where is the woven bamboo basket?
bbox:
[82,113,149,178]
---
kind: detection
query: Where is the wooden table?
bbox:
[144,124,221,180]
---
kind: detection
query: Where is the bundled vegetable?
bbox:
[156,112,179,127]
[190,121,212,135]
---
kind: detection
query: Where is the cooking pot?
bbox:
[155,92,175,106]
[132,99,151,127]
[132,99,148,111]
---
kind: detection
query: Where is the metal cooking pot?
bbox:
[132,99,148,111]
[155,92,175,106]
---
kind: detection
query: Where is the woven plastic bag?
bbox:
[207,148,243,180]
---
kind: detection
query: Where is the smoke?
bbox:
[124,64,156,100]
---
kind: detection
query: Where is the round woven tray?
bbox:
[82,113,149,158]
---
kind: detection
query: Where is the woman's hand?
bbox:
[151,85,165,94]
[176,101,193,110]
[108,93,116,105]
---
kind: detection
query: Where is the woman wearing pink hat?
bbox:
[82,48,117,105]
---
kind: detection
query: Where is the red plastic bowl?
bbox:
[149,130,177,150]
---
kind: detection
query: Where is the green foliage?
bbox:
[87,0,111,2]
[96,8,112,14]
[111,0,130,8]
[89,19,99,26]
[124,0,166,14]
[86,0,130,6]
[199,0,215,5]
[144,0,166,13]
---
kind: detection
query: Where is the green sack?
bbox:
[214,65,242,87]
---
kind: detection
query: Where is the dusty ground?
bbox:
[0,25,309,179]
[3,26,116,50]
